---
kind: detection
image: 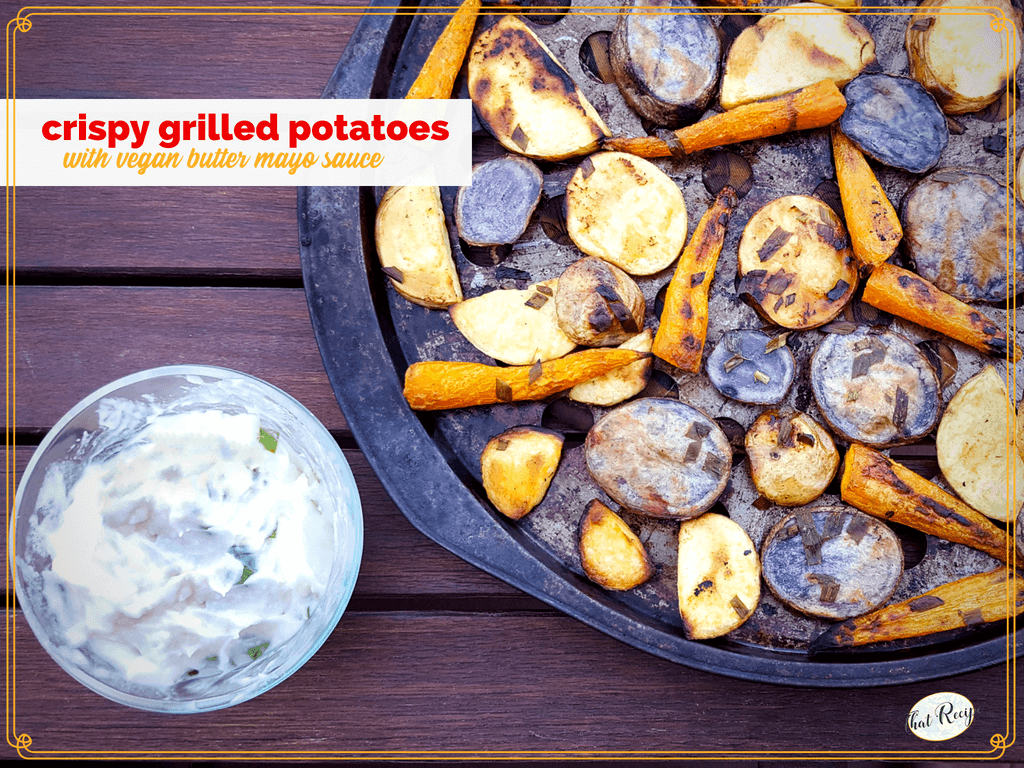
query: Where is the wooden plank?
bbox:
[15,285,348,433]
[8,612,1017,757]
[5,445,524,598]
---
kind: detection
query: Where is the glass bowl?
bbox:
[13,365,363,713]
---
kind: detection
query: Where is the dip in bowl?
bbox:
[13,366,362,713]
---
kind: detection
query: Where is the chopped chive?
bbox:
[247,642,270,661]
[258,428,278,453]
[238,566,255,585]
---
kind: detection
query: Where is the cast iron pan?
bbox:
[298,0,1023,686]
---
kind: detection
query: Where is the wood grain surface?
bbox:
[6,0,1021,760]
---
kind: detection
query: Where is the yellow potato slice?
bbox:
[578,500,655,590]
[375,185,462,309]
[737,195,857,329]
[677,512,760,640]
[745,410,839,506]
[936,366,1024,522]
[480,427,564,520]
[449,280,575,366]
[569,329,653,406]
[566,152,688,276]
[468,15,610,162]
[906,0,1021,115]
[720,3,875,109]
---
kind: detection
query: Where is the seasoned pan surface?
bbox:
[300,0,1023,685]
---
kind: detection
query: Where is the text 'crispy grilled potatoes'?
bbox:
[585,398,731,519]
[737,195,857,329]
[468,15,610,161]
[936,366,1024,522]
[719,2,875,109]
[677,512,761,640]
[761,506,903,620]
[449,279,575,366]
[746,410,839,506]
[579,500,655,590]
[481,426,564,519]
[565,151,688,276]
[375,185,462,309]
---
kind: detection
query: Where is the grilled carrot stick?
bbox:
[405,0,481,100]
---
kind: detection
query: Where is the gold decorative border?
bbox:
[3,2,1018,760]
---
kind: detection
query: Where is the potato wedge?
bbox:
[677,512,760,640]
[481,427,564,519]
[609,0,720,126]
[586,398,731,520]
[719,3,875,109]
[555,257,645,347]
[375,185,462,309]
[936,366,1024,522]
[736,195,857,329]
[569,329,653,406]
[761,507,902,620]
[746,410,839,506]
[579,500,655,590]
[906,0,1021,115]
[449,280,575,366]
[468,15,610,161]
[565,152,688,276]
[811,566,1024,650]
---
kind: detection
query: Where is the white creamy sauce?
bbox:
[36,408,333,691]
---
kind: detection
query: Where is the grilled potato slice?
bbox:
[555,257,646,347]
[936,366,1024,522]
[736,195,857,329]
[706,329,796,405]
[480,426,564,520]
[746,410,839,506]
[761,507,902,620]
[449,280,575,366]
[906,0,1021,115]
[586,398,732,520]
[455,156,544,247]
[468,15,610,161]
[569,329,653,406]
[719,3,875,109]
[610,0,721,126]
[579,500,655,590]
[677,512,760,640]
[565,152,688,276]
[375,186,462,309]
[811,326,941,447]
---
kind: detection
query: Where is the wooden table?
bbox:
[6,2,1020,760]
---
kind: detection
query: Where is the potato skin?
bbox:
[677,512,760,640]
[480,427,564,520]
[578,500,655,590]
[745,410,839,506]
[468,15,609,161]
[555,257,646,347]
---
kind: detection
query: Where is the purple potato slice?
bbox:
[455,156,544,247]
[706,329,795,405]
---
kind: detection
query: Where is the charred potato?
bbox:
[746,410,839,506]
[609,0,720,126]
[449,280,575,366]
[906,0,1021,115]
[761,507,903,620]
[468,15,610,161]
[936,366,1024,522]
[555,257,646,347]
[480,427,564,519]
[677,512,760,640]
[579,500,655,590]
[719,3,875,109]
[375,186,462,309]
[569,329,653,406]
[586,398,731,519]
[736,195,857,329]
[455,156,544,247]
[811,326,941,447]
[565,152,688,276]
